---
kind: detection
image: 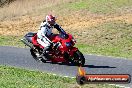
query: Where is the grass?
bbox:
[75,21,132,59]
[77,44,132,59]
[0,0,74,20]
[0,36,24,47]
[64,1,88,10]
[0,65,119,88]
[63,0,132,14]
[0,65,74,88]
[0,0,132,20]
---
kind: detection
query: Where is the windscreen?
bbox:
[59,32,69,39]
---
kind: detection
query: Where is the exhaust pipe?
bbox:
[21,38,33,48]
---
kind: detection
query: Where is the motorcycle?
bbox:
[21,31,85,66]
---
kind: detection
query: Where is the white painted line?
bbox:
[87,53,129,59]
[109,84,130,88]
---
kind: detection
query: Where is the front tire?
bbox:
[71,50,85,66]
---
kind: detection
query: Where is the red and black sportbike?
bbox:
[21,31,85,66]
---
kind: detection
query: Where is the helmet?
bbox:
[46,14,56,26]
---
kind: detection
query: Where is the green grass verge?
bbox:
[77,44,132,59]
[54,0,132,14]
[0,65,119,88]
[0,36,24,47]
[74,21,132,59]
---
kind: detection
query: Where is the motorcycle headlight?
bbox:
[65,42,72,47]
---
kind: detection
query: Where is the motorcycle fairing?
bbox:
[32,34,44,49]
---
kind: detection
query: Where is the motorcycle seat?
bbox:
[26,32,36,37]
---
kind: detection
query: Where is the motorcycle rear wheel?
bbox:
[30,48,44,62]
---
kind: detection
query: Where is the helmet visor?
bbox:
[48,17,56,25]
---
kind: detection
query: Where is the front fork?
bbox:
[68,47,78,57]
[63,47,78,61]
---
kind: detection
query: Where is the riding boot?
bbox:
[43,46,50,54]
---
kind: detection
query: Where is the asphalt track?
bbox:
[0,46,132,88]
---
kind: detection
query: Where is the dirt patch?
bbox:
[0,15,42,35]
[0,12,132,36]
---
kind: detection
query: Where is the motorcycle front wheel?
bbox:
[71,50,85,66]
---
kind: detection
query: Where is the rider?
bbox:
[37,14,66,56]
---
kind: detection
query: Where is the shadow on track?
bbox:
[82,65,116,68]
[41,61,116,68]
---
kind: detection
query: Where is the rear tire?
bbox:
[30,48,45,62]
[71,50,85,66]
